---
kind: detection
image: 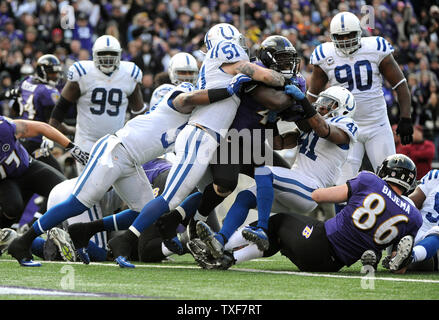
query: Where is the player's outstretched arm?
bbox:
[14,119,89,165]
[311,184,349,204]
[128,84,148,115]
[379,54,413,145]
[408,186,426,210]
[306,65,328,103]
[14,119,72,148]
[223,60,285,88]
[49,81,79,136]
[249,85,296,111]
[173,74,252,114]
[285,85,350,144]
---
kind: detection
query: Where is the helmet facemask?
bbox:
[171,69,199,85]
[94,50,120,74]
[267,50,300,79]
[314,95,340,118]
[330,31,362,56]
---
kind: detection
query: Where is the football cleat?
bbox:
[389,235,414,271]
[163,236,184,256]
[196,221,224,259]
[115,256,135,268]
[361,250,377,270]
[0,228,18,256]
[47,228,76,262]
[241,226,269,251]
[8,237,41,267]
[75,248,90,265]
[382,255,391,270]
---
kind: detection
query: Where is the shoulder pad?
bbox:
[67,61,90,81]
[122,61,142,83]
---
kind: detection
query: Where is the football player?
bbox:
[383,169,439,273]
[149,52,199,109]
[0,116,88,234]
[106,23,287,268]
[7,54,249,266]
[49,35,146,173]
[0,54,64,172]
[195,85,359,258]
[155,35,303,243]
[307,12,413,190]
[192,154,422,273]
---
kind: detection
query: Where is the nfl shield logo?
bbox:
[302,225,314,239]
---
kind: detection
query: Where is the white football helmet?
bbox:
[92,35,122,74]
[204,23,247,52]
[314,86,356,119]
[168,52,199,85]
[330,12,362,56]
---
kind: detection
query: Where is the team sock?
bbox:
[197,184,226,218]
[254,168,274,231]
[412,235,439,262]
[219,190,257,241]
[130,196,169,236]
[177,192,203,220]
[86,241,107,262]
[30,237,45,259]
[103,209,139,231]
[32,195,88,237]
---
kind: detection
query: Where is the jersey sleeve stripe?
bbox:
[73,63,82,77]
[318,45,326,59]
[77,62,87,75]
[376,37,381,51]
[199,65,206,89]
[130,64,136,77]
[314,48,321,61]
[381,37,387,52]
[134,66,140,80]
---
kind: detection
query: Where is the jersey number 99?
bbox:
[90,88,122,116]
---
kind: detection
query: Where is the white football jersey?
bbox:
[189,39,249,137]
[415,170,439,242]
[115,82,194,165]
[292,116,359,187]
[149,83,175,109]
[310,36,394,126]
[67,60,142,152]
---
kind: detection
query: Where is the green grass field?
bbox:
[0,252,438,301]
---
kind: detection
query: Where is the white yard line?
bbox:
[2,258,439,284]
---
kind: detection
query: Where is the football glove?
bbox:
[39,137,54,158]
[66,143,89,166]
[227,73,252,95]
[285,84,305,100]
[396,117,413,145]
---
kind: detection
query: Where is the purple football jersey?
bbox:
[229,61,306,134]
[325,171,422,266]
[142,158,172,184]
[18,76,60,143]
[0,116,31,179]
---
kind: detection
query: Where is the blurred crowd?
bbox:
[0,0,438,166]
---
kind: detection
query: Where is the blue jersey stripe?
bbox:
[319,45,326,59]
[381,37,387,52]
[272,173,315,193]
[314,48,321,61]
[376,37,381,51]
[199,65,206,89]
[130,64,136,77]
[77,62,86,75]
[73,63,82,77]
[134,66,140,80]
[273,184,313,201]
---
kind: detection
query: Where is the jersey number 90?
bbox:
[335,60,372,91]
[90,88,122,116]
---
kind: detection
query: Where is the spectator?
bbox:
[399,125,435,179]
[72,11,94,54]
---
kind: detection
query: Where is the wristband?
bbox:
[208,88,231,103]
